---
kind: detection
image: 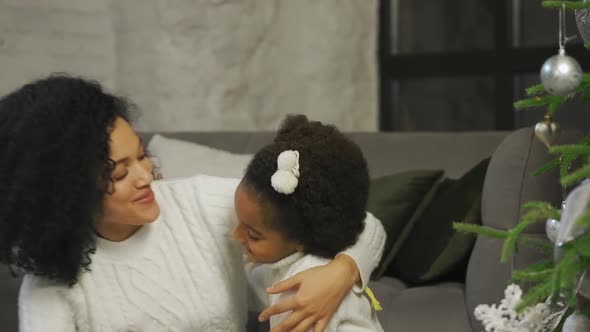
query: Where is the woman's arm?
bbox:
[339,212,386,292]
[19,275,76,332]
[260,213,386,332]
[190,176,385,331]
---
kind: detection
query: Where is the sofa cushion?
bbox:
[147,134,253,179]
[376,283,472,332]
[367,170,444,279]
[0,270,21,332]
[390,158,490,284]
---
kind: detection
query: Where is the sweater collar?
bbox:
[267,251,305,270]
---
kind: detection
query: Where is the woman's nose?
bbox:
[134,163,153,187]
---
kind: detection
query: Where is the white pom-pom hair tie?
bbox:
[271,150,300,194]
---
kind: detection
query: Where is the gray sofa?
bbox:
[0,127,580,331]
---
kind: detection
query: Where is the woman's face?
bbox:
[101,117,160,231]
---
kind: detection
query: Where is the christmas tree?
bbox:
[453,1,590,331]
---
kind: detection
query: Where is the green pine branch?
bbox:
[452,222,510,239]
[570,233,590,257]
[550,144,590,156]
[453,203,558,263]
[534,138,590,178]
[561,163,590,186]
[520,236,555,253]
[517,281,554,312]
[554,248,583,290]
[514,95,565,110]
[502,202,559,262]
[549,100,564,115]
[514,251,581,313]
[532,157,561,176]
[522,201,560,218]
[526,84,546,96]
[561,154,579,180]
[513,75,590,115]
[543,1,590,10]
[511,260,555,282]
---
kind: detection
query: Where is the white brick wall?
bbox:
[0,0,377,131]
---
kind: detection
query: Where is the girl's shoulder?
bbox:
[287,254,331,276]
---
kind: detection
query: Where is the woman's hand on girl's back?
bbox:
[260,254,359,332]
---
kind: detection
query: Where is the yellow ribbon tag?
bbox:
[364,287,382,311]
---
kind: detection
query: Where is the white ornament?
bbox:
[271,150,300,195]
[563,312,590,332]
[474,284,551,332]
[555,182,590,247]
[540,50,583,96]
[545,218,561,242]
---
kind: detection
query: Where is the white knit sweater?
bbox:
[247,213,385,332]
[18,175,385,332]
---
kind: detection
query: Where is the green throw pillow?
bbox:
[388,158,491,284]
[367,169,444,279]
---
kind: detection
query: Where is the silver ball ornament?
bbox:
[545,218,561,242]
[540,51,583,96]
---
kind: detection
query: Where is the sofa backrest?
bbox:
[139,131,509,179]
[0,130,509,332]
[465,127,583,330]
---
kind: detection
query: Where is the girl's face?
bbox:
[99,117,160,239]
[233,182,301,264]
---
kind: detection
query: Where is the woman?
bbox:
[0,75,385,332]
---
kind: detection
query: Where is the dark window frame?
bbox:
[378,0,590,131]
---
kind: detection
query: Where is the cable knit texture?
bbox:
[246,214,385,332]
[18,176,385,331]
[19,175,246,332]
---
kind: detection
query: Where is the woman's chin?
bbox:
[140,204,160,224]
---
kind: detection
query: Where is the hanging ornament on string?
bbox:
[575,0,590,45]
[541,4,583,96]
[545,217,560,242]
[535,113,560,148]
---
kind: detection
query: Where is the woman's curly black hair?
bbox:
[0,74,132,285]
[243,115,369,258]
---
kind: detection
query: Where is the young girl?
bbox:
[233,115,385,331]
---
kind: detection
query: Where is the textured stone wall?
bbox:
[0,0,117,90]
[0,0,378,131]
